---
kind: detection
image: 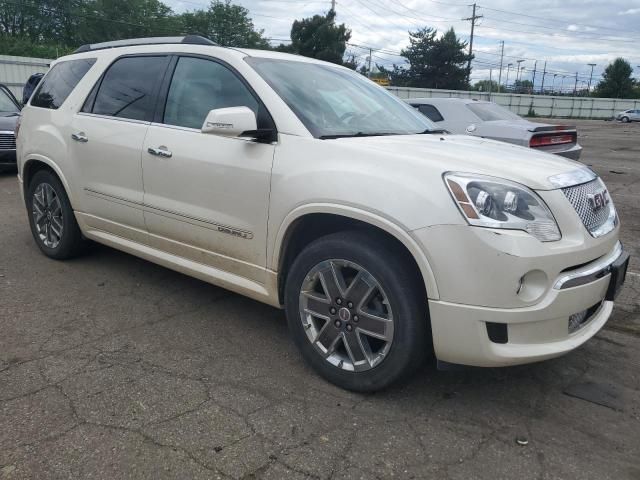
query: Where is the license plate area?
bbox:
[606,251,630,301]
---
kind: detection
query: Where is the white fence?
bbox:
[388,87,640,119]
[0,55,51,100]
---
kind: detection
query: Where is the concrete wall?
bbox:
[0,55,52,100]
[388,86,640,119]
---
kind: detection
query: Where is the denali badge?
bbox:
[587,190,609,211]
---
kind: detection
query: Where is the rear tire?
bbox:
[26,170,85,260]
[285,231,429,392]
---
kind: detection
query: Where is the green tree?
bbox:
[512,79,533,93]
[473,79,503,93]
[382,27,471,89]
[594,58,635,98]
[179,0,269,48]
[286,10,351,65]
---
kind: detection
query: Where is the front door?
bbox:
[142,55,276,283]
[68,55,169,235]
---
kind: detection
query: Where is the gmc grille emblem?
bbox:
[587,190,609,211]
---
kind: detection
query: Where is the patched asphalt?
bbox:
[1,119,639,479]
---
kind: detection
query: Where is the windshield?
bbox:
[245,57,434,138]
[466,102,522,122]
[0,87,18,113]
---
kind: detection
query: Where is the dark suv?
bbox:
[0,84,21,172]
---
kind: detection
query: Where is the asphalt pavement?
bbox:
[1,119,639,479]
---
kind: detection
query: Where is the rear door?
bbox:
[141,55,276,283]
[68,55,169,235]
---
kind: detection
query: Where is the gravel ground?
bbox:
[1,119,639,479]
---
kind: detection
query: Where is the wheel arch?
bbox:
[22,156,74,205]
[272,204,439,305]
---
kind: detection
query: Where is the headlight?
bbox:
[444,173,561,242]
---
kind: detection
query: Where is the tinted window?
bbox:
[31,59,95,109]
[416,104,444,122]
[91,56,167,122]
[164,57,259,129]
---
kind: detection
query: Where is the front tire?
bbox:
[621,116,630,123]
[285,231,429,392]
[26,170,85,259]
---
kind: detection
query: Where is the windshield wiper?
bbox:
[319,132,399,140]
[418,128,449,134]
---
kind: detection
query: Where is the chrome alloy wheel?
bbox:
[299,259,394,372]
[32,183,64,249]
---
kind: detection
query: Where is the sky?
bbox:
[166,0,640,91]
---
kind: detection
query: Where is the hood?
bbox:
[332,133,585,191]
[0,113,19,132]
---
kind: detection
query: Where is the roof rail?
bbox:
[73,35,217,54]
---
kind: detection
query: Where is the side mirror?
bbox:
[201,106,257,137]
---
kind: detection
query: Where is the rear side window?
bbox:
[415,104,444,122]
[86,56,168,122]
[31,58,95,109]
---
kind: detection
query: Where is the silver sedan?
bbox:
[615,109,640,123]
[407,97,582,160]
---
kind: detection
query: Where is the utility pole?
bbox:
[331,0,335,11]
[516,59,524,83]
[551,73,557,94]
[560,75,565,94]
[573,72,579,95]
[488,69,493,100]
[463,3,483,84]
[587,63,596,93]
[367,48,373,79]
[540,61,547,94]
[497,41,504,90]
[531,60,537,92]
[505,63,513,90]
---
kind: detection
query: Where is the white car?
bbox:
[408,98,583,160]
[16,36,628,391]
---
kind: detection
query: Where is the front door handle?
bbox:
[147,146,172,158]
[71,132,88,143]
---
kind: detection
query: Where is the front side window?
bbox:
[245,57,433,138]
[88,56,168,122]
[164,56,259,129]
[31,58,95,109]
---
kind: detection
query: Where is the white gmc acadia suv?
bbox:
[16,36,629,392]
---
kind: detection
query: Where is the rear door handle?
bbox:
[147,146,172,158]
[71,132,88,143]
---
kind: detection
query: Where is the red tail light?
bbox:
[530,132,576,148]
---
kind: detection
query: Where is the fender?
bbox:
[271,202,440,300]
[22,154,75,206]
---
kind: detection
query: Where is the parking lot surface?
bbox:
[1,119,639,479]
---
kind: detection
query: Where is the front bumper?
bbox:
[427,241,625,367]
[0,149,16,166]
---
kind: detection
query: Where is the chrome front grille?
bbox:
[562,178,616,237]
[0,132,16,151]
